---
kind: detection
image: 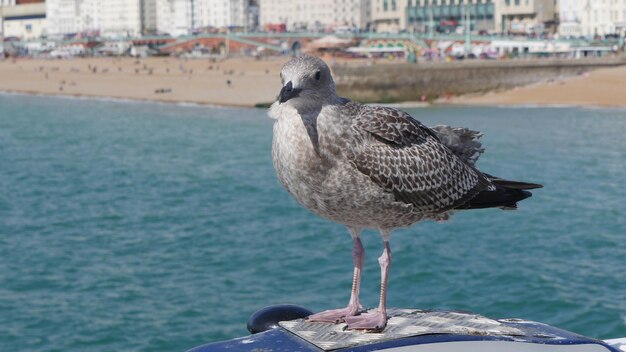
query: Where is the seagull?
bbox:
[269,55,542,332]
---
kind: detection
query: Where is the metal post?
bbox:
[465,0,471,54]
[225,28,230,57]
[0,7,4,43]
[429,1,434,39]
[190,0,195,33]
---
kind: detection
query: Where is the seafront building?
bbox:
[560,0,626,37]
[195,0,250,29]
[370,0,407,33]
[0,0,15,37]
[494,0,558,34]
[155,0,194,36]
[406,0,496,34]
[559,0,582,36]
[46,0,146,38]
[46,0,80,36]
[20,0,254,39]
[99,0,144,37]
[259,0,371,32]
[142,0,159,35]
[0,0,46,40]
[373,0,558,35]
[2,0,626,40]
[153,0,252,36]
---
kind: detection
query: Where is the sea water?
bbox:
[0,94,624,352]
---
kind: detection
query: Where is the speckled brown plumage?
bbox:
[350,105,492,214]
[268,55,541,332]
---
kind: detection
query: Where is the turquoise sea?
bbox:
[0,93,625,351]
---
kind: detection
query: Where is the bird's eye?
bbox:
[315,70,321,81]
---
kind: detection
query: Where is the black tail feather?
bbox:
[482,173,543,190]
[459,175,542,210]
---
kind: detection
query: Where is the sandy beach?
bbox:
[447,64,626,108]
[0,56,288,107]
[1,56,626,108]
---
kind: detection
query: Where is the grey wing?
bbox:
[350,106,491,213]
[430,125,484,167]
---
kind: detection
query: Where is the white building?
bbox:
[156,0,193,36]
[0,1,14,36]
[559,0,582,36]
[494,0,558,34]
[46,0,81,37]
[78,0,100,34]
[370,0,407,33]
[98,0,143,38]
[195,0,249,29]
[155,0,250,36]
[559,0,626,37]
[1,1,47,40]
[576,0,626,37]
[260,0,371,32]
[47,0,162,38]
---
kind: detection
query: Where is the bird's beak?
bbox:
[278,81,301,103]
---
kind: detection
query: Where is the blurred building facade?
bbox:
[155,0,193,36]
[29,0,255,38]
[370,0,406,33]
[0,0,46,39]
[196,0,249,29]
[156,0,251,36]
[559,0,582,36]
[494,0,558,34]
[46,0,80,36]
[259,0,371,32]
[563,0,626,37]
[142,0,158,35]
[3,0,626,39]
[406,0,496,34]
[46,0,146,38]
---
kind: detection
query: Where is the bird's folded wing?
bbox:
[350,106,490,213]
[429,125,485,167]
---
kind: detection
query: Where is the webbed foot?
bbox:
[344,310,387,332]
[307,306,360,324]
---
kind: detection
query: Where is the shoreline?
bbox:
[5,88,626,112]
[2,57,626,110]
[0,88,258,109]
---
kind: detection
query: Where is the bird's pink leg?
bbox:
[308,235,364,323]
[345,239,391,332]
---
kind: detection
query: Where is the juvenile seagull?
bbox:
[269,55,541,332]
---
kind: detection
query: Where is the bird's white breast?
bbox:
[271,104,326,199]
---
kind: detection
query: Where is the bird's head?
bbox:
[276,55,336,110]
